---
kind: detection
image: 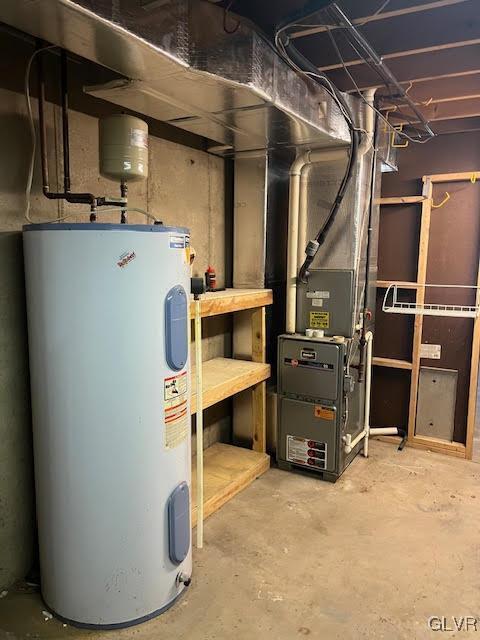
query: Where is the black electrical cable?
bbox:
[275,21,359,283]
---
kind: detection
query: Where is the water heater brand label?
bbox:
[169,235,186,249]
[164,371,188,449]
[286,435,327,470]
[117,250,136,268]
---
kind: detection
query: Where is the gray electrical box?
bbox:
[277,334,363,482]
[296,269,355,338]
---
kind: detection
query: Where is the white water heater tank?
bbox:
[23,223,192,629]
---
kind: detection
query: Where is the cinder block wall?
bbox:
[0,35,230,589]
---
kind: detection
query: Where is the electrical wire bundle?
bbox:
[274,3,359,283]
[274,0,434,283]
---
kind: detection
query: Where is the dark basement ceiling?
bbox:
[220,0,480,135]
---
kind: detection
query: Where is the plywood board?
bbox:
[373,357,413,370]
[190,358,270,414]
[190,289,272,318]
[191,443,270,526]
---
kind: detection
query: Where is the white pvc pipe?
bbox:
[286,148,349,333]
[369,427,399,436]
[295,149,348,272]
[363,330,373,458]
[358,88,377,158]
[344,429,367,455]
[286,153,308,333]
[344,330,373,456]
[194,298,204,548]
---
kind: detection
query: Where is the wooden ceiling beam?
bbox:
[346,70,480,94]
[390,97,480,123]
[382,94,480,110]
[324,43,480,91]
[432,116,480,134]
[375,75,480,107]
[291,0,471,40]
[318,38,480,72]
[296,1,480,69]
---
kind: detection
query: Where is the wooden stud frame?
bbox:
[376,171,480,458]
[251,306,267,453]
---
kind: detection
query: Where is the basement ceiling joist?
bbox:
[290,0,471,39]
[326,42,480,92]
[432,116,480,134]
[348,70,480,94]
[226,0,480,131]
[295,3,480,70]
[377,73,480,106]
[390,97,480,123]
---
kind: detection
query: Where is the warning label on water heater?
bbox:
[164,371,188,449]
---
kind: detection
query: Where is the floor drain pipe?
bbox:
[343,331,373,456]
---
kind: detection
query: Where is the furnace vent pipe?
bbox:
[286,148,348,333]
[286,90,377,334]
[358,89,376,158]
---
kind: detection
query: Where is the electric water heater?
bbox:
[23,223,192,629]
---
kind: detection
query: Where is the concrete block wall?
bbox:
[0,40,230,589]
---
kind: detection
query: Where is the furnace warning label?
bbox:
[314,405,335,421]
[164,371,188,449]
[286,435,327,470]
[309,311,330,329]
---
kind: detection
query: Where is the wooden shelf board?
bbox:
[190,288,273,318]
[373,357,413,370]
[191,357,270,414]
[191,442,270,526]
[378,196,426,205]
[376,280,420,289]
[372,435,466,458]
[426,171,480,184]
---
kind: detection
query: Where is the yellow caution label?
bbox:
[315,405,335,421]
[309,311,330,329]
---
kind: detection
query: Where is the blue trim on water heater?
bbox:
[23,223,190,234]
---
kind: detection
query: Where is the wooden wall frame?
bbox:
[376,171,480,459]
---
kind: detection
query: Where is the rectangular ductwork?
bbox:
[0,0,350,157]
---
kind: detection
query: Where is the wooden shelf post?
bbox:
[251,306,266,453]
[407,177,433,442]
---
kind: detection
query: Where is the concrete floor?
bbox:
[1,441,479,640]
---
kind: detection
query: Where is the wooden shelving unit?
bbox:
[189,288,272,524]
[189,288,272,318]
[376,280,420,290]
[375,172,480,459]
[191,443,270,526]
[373,357,413,370]
[190,358,270,414]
